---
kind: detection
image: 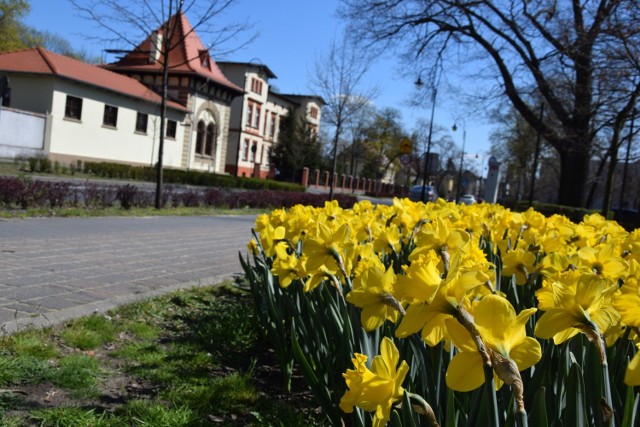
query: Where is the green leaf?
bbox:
[621,387,639,427]
[529,387,548,427]
[564,362,586,427]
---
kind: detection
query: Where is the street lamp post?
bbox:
[453,122,466,201]
[416,78,438,203]
[619,107,636,209]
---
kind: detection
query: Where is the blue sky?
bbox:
[24,0,494,169]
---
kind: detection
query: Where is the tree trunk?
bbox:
[557,150,590,207]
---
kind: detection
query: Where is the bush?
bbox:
[0,176,358,212]
[84,161,305,192]
[513,200,613,222]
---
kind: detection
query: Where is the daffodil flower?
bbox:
[501,249,536,285]
[576,244,628,280]
[303,222,353,280]
[346,265,403,330]
[445,294,540,392]
[534,271,621,346]
[340,337,409,427]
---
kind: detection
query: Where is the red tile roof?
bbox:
[0,47,189,112]
[105,11,243,94]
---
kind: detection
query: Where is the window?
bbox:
[166,120,177,139]
[135,112,148,133]
[64,95,83,120]
[310,106,319,119]
[199,50,210,69]
[103,105,118,127]
[253,105,261,129]
[195,120,205,154]
[245,104,253,128]
[250,77,263,94]
[242,139,250,161]
[250,141,257,162]
[269,114,277,138]
[205,123,217,156]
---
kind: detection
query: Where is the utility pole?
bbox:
[528,104,545,207]
[619,107,636,210]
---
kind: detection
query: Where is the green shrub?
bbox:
[512,200,613,222]
[83,161,305,192]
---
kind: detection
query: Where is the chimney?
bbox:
[149,31,163,63]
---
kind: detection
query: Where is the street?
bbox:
[0,215,256,333]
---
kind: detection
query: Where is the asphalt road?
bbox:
[0,215,257,333]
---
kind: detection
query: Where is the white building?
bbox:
[217,61,324,178]
[0,12,243,173]
[0,47,189,167]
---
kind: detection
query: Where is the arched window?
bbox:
[195,120,205,155]
[205,123,217,156]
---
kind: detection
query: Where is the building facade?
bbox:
[102,12,243,174]
[218,61,324,178]
[0,12,324,181]
[0,47,189,167]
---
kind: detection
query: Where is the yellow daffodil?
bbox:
[614,260,640,327]
[501,249,537,285]
[625,342,640,386]
[271,243,307,288]
[303,222,353,278]
[346,265,402,331]
[340,337,409,427]
[534,272,621,345]
[410,216,470,264]
[395,250,489,346]
[576,244,628,280]
[445,294,540,392]
[259,223,286,258]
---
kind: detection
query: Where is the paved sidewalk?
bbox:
[0,215,256,333]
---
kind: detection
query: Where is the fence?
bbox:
[301,167,406,196]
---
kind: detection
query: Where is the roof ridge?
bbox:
[35,47,58,74]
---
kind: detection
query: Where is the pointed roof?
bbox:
[0,47,189,112]
[106,11,242,94]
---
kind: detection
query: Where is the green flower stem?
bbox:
[455,305,499,427]
[483,364,500,427]
[515,408,529,427]
[601,360,614,427]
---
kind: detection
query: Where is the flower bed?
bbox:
[242,198,640,426]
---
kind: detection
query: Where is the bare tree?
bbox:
[341,0,640,208]
[71,0,253,208]
[311,35,378,200]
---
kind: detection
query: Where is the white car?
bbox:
[458,194,476,205]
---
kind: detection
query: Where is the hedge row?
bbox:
[512,200,613,222]
[0,176,357,210]
[83,162,305,192]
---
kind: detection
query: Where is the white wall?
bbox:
[0,108,46,158]
[48,80,186,167]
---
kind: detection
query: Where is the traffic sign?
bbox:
[399,138,412,154]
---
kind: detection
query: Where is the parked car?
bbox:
[408,185,438,202]
[458,194,477,205]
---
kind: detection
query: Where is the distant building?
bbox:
[217,61,324,178]
[0,46,190,167]
[0,12,323,181]
[103,11,243,173]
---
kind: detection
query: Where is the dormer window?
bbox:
[199,50,210,70]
